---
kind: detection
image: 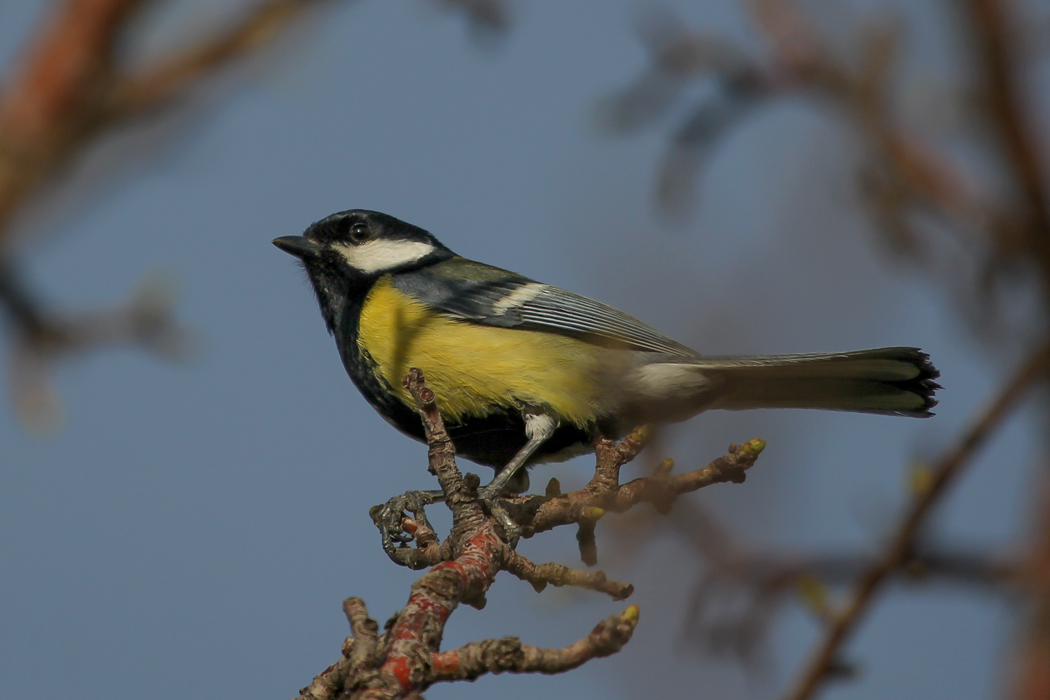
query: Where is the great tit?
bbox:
[274,209,939,492]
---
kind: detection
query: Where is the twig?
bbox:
[367,370,504,696]
[1016,477,1050,700]
[344,598,379,671]
[783,343,1050,700]
[402,369,465,500]
[505,550,634,600]
[298,654,355,700]
[528,436,766,538]
[428,606,640,682]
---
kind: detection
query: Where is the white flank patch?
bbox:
[630,363,708,398]
[333,239,436,274]
[491,283,549,314]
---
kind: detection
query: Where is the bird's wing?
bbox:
[392,257,698,357]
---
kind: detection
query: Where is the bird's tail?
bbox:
[680,346,940,417]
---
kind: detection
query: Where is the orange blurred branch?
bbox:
[0,0,336,423]
[107,0,330,119]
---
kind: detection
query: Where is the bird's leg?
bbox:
[480,409,558,498]
[477,409,558,546]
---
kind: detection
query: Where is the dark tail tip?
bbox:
[884,347,941,417]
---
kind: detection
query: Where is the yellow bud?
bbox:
[621,604,640,627]
[742,438,766,456]
[796,574,829,618]
[654,458,674,476]
[630,424,654,443]
[585,507,606,521]
[909,462,934,495]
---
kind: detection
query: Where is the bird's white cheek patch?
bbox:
[334,240,436,274]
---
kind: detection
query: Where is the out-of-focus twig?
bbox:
[0,0,333,235]
[955,6,1050,696]
[783,343,1050,700]
[0,266,188,428]
[605,0,1050,693]
[106,0,331,118]
[0,0,335,424]
[0,0,145,241]
[434,0,508,35]
[604,2,984,229]
[749,0,986,233]
[963,0,1050,273]
[611,495,1019,667]
[1017,476,1050,700]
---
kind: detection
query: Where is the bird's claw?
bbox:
[370,489,437,556]
[371,481,525,558]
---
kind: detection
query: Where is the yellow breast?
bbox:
[357,277,615,426]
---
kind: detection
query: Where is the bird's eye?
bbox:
[349,223,371,244]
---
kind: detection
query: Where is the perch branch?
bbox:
[295,369,658,697]
[297,369,766,696]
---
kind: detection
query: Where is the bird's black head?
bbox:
[273,209,454,333]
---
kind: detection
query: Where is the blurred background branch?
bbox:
[601,0,1050,336]
[602,0,1050,698]
[615,496,1019,668]
[784,342,1049,700]
[0,0,512,429]
[0,0,341,427]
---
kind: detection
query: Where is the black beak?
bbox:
[272,236,322,260]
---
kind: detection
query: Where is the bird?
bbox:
[273,209,940,496]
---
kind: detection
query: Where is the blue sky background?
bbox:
[0,2,1036,699]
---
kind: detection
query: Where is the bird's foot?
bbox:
[476,473,529,550]
[370,489,441,557]
[370,470,529,556]
[486,499,522,549]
